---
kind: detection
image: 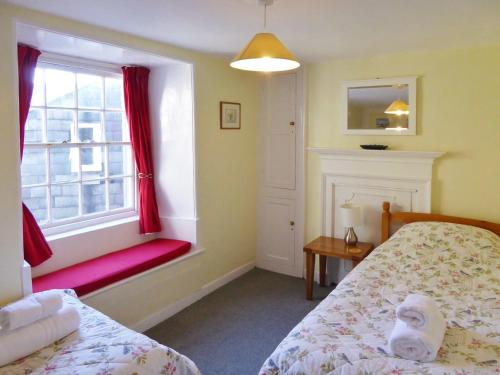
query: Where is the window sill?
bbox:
[45,213,140,242]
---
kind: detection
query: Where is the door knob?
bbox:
[290,221,295,226]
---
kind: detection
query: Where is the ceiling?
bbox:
[6,0,500,62]
[349,86,408,106]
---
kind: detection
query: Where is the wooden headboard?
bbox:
[381,201,500,242]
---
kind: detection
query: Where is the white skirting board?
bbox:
[131,260,256,333]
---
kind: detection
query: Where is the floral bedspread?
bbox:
[0,290,200,375]
[260,222,500,374]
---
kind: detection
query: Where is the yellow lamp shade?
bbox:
[230,32,300,72]
[384,99,409,116]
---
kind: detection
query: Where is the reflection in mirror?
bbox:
[348,85,409,131]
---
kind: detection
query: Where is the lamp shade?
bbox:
[230,33,300,72]
[384,99,409,116]
[339,203,362,227]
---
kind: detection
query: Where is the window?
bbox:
[22,61,136,233]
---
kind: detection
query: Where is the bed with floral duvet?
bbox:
[0,290,200,375]
[260,222,500,374]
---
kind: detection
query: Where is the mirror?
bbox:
[342,76,417,135]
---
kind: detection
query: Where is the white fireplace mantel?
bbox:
[309,147,444,283]
[309,148,444,183]
[309,147,444,240]
[309,148,444,163]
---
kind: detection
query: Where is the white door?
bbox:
[261,197,296,275]
[264,73,296,189]
[257,71,304,277]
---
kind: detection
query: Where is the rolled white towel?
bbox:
[396,294,445,330]
[35,290,64,317]
[0,304,80,367]
[0,290,63,333]
[389,318,446,362]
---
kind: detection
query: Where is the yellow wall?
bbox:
[306,45,500,242]
[0,3,258,313]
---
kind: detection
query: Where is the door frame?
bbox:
[295,67,307,278]
[295,67,306,278]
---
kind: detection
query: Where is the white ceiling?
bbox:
[6,0,500,62]
[349,86,408,106]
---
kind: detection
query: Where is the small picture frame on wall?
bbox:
[220,101,241,129]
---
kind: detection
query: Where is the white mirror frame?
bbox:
[341,76,417,136]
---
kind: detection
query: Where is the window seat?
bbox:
[32,239,191,297]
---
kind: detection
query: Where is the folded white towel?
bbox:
[0,290,63,333]
[35,290,64,317]
[396,294,445,330]
[0,304,80,367]
[389,318,446,362]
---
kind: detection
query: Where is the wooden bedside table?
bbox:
[303,236,374,300]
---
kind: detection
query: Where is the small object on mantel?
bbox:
[360,144,388,150]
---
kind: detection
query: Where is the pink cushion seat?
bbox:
[32,239,191,296]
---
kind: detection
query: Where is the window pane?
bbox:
[51,183,79,220]
[22,187,48,223]
[47,109,74,143]
[25,109,44,143]
[104,112,129,141]
[45,69,75,108]
[105,77,123,109]
[82,180,106,214]
[50,147,79,182]
[109,177,133,210]
[78,111,102,142]
[81,146,105,179]
[31,68,44,106]
[109,145,132,176]
[21,149,47,185]
[77,73,103,109]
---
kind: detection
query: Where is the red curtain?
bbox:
[18,44,53,266]
[122,66,162,234]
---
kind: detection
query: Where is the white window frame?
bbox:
[22,57,137,237]
[71,121,103,173]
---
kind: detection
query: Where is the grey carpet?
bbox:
[145,267,334,375]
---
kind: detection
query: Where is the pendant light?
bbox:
[230,0,300,72]
[384,84,409,116]
[384,99,409,116]
[385,99,409,131]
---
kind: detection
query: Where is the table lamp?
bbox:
[339,203,362,246]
